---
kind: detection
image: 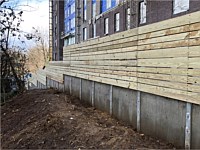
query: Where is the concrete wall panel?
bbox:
[112,86,137,129]
[141,93,186,148]
[71,77,80,98]
[58,82,64,92]
[64,75,71,94]
[94,82,110,113]
[81,79,92,104]
[191,104,200,149]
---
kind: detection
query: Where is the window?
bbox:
[55,39,57,47]
[106,0,112,9]
[114,13,120,32]
[173,0,189,14]
[71,3,75,14]
[116,0,120,5]
[84,9,87,20]
[104,18,109,35]
[83,0,87,21]
[55,27,57,36]
[66,21,69,31]
[93,23,96,38]
[83,27,87,41]
[55,15,58,24]
[126,8,131,29]
[68,6,70,15]
[71,18,75,29]
[65,9,68,18]
[139,1,146,24]
[84,0,87,7]
[92,1,96,18]
[69,19,71,30]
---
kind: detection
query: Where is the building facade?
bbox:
[62,0,76,46]
[50,0,64,61]
[50,0,200,60]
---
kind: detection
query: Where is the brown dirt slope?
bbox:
[1,89,175,149]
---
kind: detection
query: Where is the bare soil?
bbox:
[1,89,175,149]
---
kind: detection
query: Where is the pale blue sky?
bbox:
[20,0,49,32]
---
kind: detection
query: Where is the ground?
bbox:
[1,89,175,149]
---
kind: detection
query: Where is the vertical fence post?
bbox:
[137,91,141,132]
[80,79,82,100]
[110,85,113,115]
[185,102,192,149]
[91,81,95,106]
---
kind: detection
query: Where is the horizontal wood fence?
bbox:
[38,11,200,105]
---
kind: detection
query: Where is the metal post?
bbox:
[70,77,72,95]
[185,103,192,149]
[110,85,113,115]
[80,79,82,100]
[91,81,95,106]
[137,91,141,132]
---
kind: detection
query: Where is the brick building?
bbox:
[49,0,64,61]
[50,0,200,60]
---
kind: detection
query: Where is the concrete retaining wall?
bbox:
[94,82,110,113]
[140,93,186,147]
[37,81,46,89]
[112,86,137,129]
[191,104,200,149]
[40,76,200,149]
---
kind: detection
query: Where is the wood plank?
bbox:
[138,47,188,59]
[70,65,137,72]
[69,70,137,82]
[65,72,137,90]
[189,37,200,46]
[189,30,200,39]
[50,67,137,82]
[188,84,200,93]
[138,57,188,68]
[69,46,137,57]
[138,38,200,51]
[69,41,137,55]
[138,72,187,83]
[69,67,137,77]
[138,78,187,91]
[138,13,190,34]
[188,69,200,76]
[188,76,200,85]
[138,83,200,105]
[138,32,189,46]
[189,22,200,31]
[138,24,189,40]
[189,11,200,24]
[188,58,200,68]
[187,92,200,104]
[70,51,137,61]
[189,46,200,57]
[70,60,137,66]
[137,67,188,76]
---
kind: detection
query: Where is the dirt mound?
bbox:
[1,89,175,149]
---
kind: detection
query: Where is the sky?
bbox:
[20,0,49,33]
[2,0,49,50]
[14,0,49,49]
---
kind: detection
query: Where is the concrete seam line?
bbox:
[185,102,192,149]
[110,85,113,115]
[137,91,141,132]
[80,78,82,100]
